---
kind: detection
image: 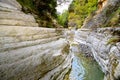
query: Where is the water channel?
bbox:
[64,42,105,80]
[56,1,105,79]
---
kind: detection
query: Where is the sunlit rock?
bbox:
[0,0,72,80]
[75,27,120,80]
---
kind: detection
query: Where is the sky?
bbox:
[56,0,73,14]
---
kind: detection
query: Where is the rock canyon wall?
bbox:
[0,0,120,80]
[75,28,120,80]
[0,0,72,80]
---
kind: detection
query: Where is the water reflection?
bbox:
[69,43,104,80]
[69,54,104,80]
[70,56,85,80]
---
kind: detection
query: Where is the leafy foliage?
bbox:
[105,8,120,27]
[17,0,36,13]
[17,0,57,28]
[107,37,120,45]
[68,0,98,28]
[57,11,69,28]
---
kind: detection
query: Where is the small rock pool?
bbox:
[64,42,104,80]
[70,54,104,80]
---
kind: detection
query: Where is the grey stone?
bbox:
[75,27,120,80]
[0,0,21,10]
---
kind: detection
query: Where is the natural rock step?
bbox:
[0,39,69,80]
[0,0,22,10]
[0,39,67,65]
[0,26,56,37]
[0,33,59,44]
[0,19,38,27]
[0,6,20,12]
[0,11,36,22]
[0,35,63,52]
[0,2,18,10]
[0,50,66,80]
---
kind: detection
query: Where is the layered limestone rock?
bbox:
[82,0,120,28]
[0,0,21,10]
[0,0,72,80]
[0,26,72,80]
[0,0,38,27]
[74,28,120,80]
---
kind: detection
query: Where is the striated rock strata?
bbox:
[0,0,72,80]
[75,28,120,80]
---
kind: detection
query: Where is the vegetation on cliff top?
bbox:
[57,10,69,28]
[105,8,120,27]
[16,0,120,28]
[68,0,98,28]
[68,0,120,28]
[17,0,58,28]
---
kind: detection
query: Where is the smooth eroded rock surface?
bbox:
[0,0,72,80]
[74,28,120,80]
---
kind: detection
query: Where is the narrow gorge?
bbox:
[0,0,120,80]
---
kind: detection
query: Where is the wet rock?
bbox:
[79,44,93,57]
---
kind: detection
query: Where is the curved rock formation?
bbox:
[0,0,72,80]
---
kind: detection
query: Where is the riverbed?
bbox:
[64,42,104,80]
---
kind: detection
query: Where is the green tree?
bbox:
[17,0,57,28]
[68,0,98,28]
[57,10,69,28]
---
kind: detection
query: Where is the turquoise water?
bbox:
[69,54,104,80]
[68,42,104,80]
[70,56,85,80]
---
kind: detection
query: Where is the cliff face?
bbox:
[0,0,72,80]
[82,0,120,28]
[74,28,120,80]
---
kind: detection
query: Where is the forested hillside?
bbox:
[68,0,98,28]
[17,0,58,28]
